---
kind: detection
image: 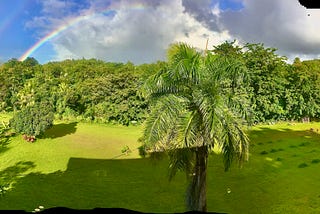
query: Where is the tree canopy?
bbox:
[1,42,320,125]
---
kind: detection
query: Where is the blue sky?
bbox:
[0,0,319,64]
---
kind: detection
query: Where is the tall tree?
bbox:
[289,58,320,120]
[140,43,250,212]
[243,43,289,122]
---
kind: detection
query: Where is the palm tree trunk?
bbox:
[187,146,208,212]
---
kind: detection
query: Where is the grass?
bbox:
[0,121,142,174]
[1,117,320,213]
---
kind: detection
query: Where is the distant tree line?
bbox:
[1,41,320,126]
[0,58,163,126]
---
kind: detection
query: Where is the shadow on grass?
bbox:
[0,128,14,154]
[0,138,10,154]
[0,161,36,197]
[250,126,320,160]
[250,126,320,143]
[41,122,78,139]
[0,157,188,213]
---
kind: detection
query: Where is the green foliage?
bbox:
[2,42,320,126]
[10,102,54,138]
[0,58,155,125]
[242,44,290,122]
[288,59,320,120]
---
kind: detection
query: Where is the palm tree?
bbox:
[140,43,251,212]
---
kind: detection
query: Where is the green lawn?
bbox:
[1,116,320,213]
[207,122,320,213]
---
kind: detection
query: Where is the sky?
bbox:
[0,0,319,64]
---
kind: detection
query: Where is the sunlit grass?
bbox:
[0,121,142,174]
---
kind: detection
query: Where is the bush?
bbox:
[10,102,54,140]
[260,151,268,155]
[298,163,308,168]
[311,159,320,164]
[270,149,277,153]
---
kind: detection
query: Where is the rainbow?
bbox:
[19,3,146,61]
[18,11,114,61]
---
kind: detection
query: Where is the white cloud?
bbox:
[220,0,320,59]
[27,0,320,63]
[29,0,231,64]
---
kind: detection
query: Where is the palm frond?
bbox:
[167,43,202,85]
[217,108,249,171]
[141,95,186,151]
[168,148,195,181]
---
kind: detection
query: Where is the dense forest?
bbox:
[1,42,320,126]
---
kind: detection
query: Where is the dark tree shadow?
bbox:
[0,137,10,154]
[0,129,13,154]
[0,161,36,184]
[41,122,78,139]
[0,157,188,213]
[0,161,36,197]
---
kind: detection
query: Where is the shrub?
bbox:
[260,151,268,155]
[311,159,320,164]
[270,149,277,153]
[10,102,54,141]
[299,142,310,147]
[298,163,308,168]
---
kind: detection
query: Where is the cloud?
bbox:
[182,0,221,31]
[52,0,230,63]
[26,0,320,63]
[26,0,231,64]
[219,0,320,59]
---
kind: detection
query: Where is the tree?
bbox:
[289,59,320,120]
[140,43,250,212]
[10,102,54,141]
[243,43,289,122]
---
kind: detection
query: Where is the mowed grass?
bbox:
[207,122,320,214]
[0,121,143,174]
[1,116,320,213]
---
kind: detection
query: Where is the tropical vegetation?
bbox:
[1,42,320,126]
